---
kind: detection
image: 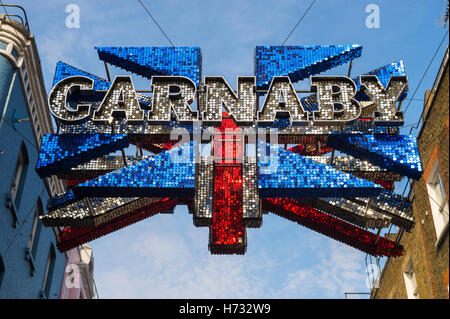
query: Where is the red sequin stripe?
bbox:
[162,142,176,150]
[263,198,404,257]
[210,166,245,254]
[57,198,178,252]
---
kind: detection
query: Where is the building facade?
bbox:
[372,47,449,299]
[0,8,95,299]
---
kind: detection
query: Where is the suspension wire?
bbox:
[403,28,449,115]
[281,0,316,46]
[136,0,175,47]
[0,107,48,258]
[0,113,39,151]
[407,73,444,135]
[397,30,449,198]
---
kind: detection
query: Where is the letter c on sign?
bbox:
[48,76,94,124]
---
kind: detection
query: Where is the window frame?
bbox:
[10,143,29,208]
[41,244,56,299]
[403,258,419,299]
[0,255,5,289]
[426,159,449,246]
[28,198,43,258]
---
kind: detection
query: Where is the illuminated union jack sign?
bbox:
[36,45,422,256]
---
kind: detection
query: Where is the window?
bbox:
[426,160,449,242]
[11,47,19,60]
[28,199,43,259]
[0,40,7,51]
[403,258,419,299]
[41,245,56,299]
[25,82,31,97]
[10,143,29,208]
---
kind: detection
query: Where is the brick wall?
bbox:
[373,59,449,299]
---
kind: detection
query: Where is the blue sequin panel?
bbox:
[53,61,111,91]
[353,60,407,101]
[96,47,201,86]
[326,134,423,180]
[47,190,78,211]
[258,143,382,198]
[53,61,152,108]
[36,134,129,178]
[255,44,362,89]
[73,141,196,197]
[299,60,408,112]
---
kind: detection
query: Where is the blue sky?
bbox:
[10,0,449,298]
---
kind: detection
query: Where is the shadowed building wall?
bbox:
[0,11,67,299]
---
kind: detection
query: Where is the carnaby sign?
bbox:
[36,45,421,257]
[49,74,407,127]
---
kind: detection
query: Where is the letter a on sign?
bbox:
[93,76,144,124]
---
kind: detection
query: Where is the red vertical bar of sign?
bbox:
[209,113,246,254]
[210,166,245,254]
